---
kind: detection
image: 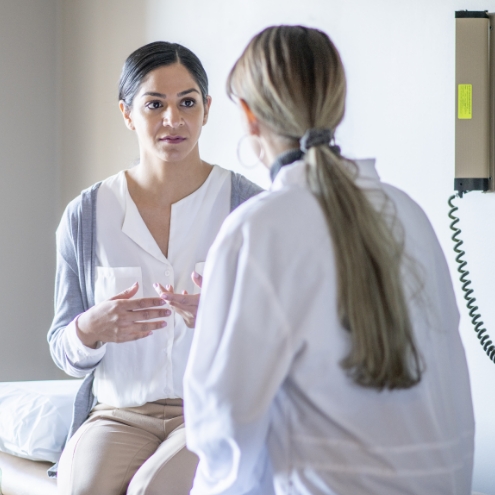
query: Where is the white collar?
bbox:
[271,158,380,192]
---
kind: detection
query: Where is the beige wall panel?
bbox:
[59,0,146,208]
[0,0,64,380]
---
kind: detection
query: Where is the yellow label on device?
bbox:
[458,84,472,119]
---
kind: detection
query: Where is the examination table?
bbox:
[0,380,81,495]
[0,451,56,495]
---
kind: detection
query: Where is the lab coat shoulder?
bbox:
[199,182,336,366]
[208,183,336,329]
[211,184,331,268]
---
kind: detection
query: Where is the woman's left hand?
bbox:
[153,272,203,328]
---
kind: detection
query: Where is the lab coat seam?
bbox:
[243,252,295,493]
[245,254,292,338]
[292,460,470,476]
[293,431,474,452]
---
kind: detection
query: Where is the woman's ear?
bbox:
[119,101,135,131]
[202,96,212,126]
[239,99,260,136]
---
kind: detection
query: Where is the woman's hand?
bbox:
[153,272,203,328]
[76,282,171,348]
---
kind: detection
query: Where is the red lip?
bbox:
[160,136,186,144]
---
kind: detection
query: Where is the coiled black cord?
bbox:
[448,194,495,362]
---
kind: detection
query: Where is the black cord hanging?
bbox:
[448,194,495,362]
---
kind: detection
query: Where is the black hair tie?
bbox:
[299,128,333,152]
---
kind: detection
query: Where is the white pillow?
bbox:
[0,379,82,463]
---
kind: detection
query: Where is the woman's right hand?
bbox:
[76,282,170,349]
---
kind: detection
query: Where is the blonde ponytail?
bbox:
[305,145,421,389]
[228,25,422,389]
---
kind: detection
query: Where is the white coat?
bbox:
[184,158,475,495]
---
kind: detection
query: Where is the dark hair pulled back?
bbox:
[119,41,208,108]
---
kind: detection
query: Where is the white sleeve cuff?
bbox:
[64,315,106,368]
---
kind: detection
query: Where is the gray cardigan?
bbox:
[47,171,263,476]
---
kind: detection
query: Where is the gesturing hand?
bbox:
[153,272,203,329]
[76,282,171,349]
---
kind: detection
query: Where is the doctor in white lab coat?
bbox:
[183,25,475,495]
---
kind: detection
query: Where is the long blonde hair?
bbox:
[227,26,422,390]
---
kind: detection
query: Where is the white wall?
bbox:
[0,0,64,380]
[147,1,495,492]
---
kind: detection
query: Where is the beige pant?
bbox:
[57,399,198,495]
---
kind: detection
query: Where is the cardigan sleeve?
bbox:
[47,197,104,377]
[230,172,264,211]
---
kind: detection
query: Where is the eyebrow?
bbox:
[178,88,200,97]
[142,88,200,98]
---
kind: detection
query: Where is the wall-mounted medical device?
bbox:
[452,11,495,362]
[455,11,495,194]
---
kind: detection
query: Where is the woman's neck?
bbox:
[257,125,299,169]
[126,147,212,207]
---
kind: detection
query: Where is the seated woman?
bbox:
[184,26,475,494]
[47,41,262,495]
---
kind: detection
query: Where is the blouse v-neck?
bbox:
[121,165,220,265]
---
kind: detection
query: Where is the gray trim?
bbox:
[230,171,264,211]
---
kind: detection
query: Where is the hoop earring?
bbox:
[236,134,264,169]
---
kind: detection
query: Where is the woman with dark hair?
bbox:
[47,41,262,494]
[184,26,475,494]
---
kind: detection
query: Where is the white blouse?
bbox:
[184,159,475,495]
[64,165,231,407]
